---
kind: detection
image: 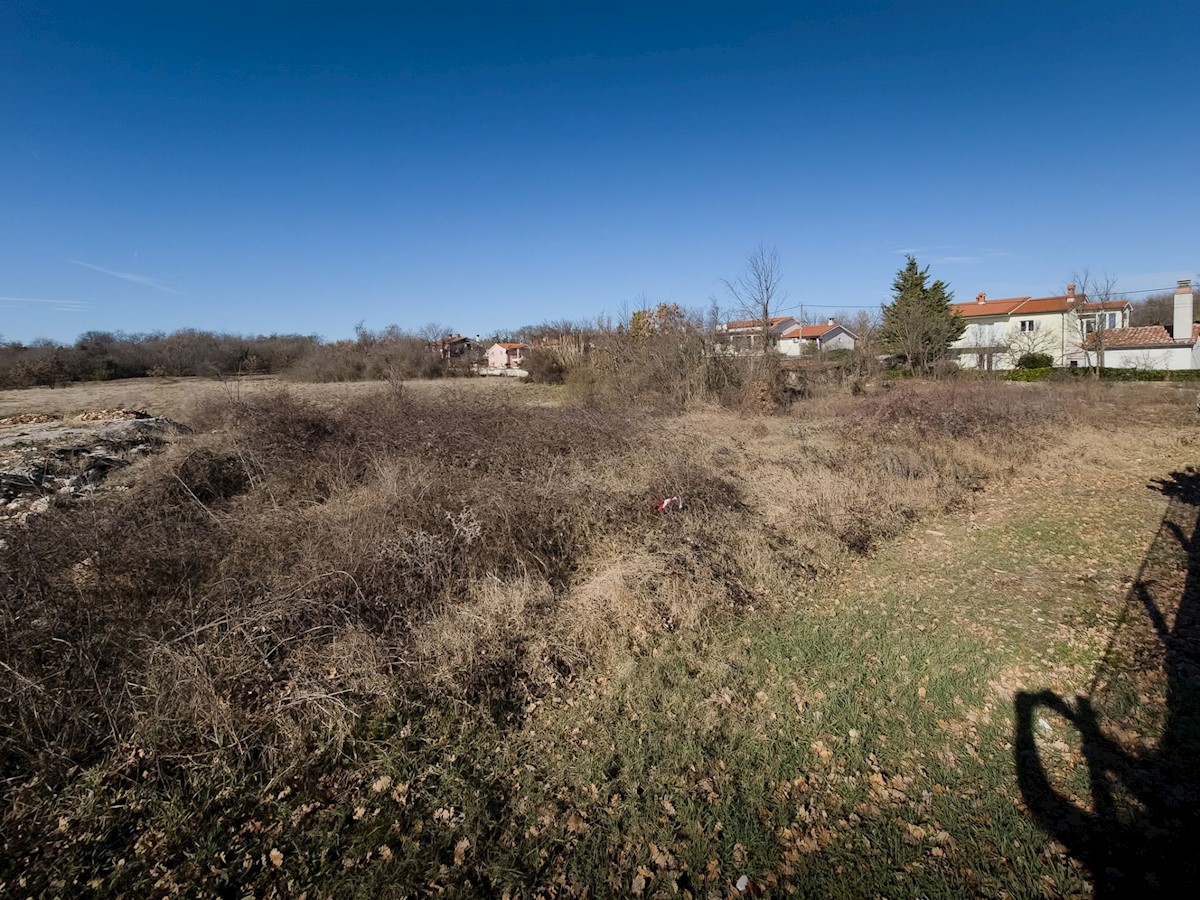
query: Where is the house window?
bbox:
[1082,312,1119,334]
[1019,320,1037,332]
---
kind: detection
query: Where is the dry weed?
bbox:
[1,377,1107,891]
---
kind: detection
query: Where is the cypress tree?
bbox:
[880,255,965,371]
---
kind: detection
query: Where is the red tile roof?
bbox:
[1083,324,1198,349]
[781,323,836,339]
[725,315,795,331]
[951,294,1132,319]
[1018,296,1077,314]
[950,297,1033,317]
[495,342,528,350]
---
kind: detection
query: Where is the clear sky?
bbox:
[2,0,1197,343]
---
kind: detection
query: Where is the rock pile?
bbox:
[0,412,189,521]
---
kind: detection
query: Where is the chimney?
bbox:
[976,292,986,303]
[1066,283,1076,300]
[827,317,836,326]
[1174,279,1194,342]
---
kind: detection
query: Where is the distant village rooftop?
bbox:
[723,315,796,332]
[781,323,838,340]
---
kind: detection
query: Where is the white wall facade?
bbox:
[776,326,856,357]
[1099,345,1198,371]
[954,312,1089,370]
[778,336,803,358]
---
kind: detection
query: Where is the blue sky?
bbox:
[2,0,1197,343]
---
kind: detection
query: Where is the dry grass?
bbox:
[0,373,557,422]
[2,377,1196,896]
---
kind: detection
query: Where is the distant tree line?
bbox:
[1131,291,1179,327]
[18,253,1166,392]
[0,324,476,389]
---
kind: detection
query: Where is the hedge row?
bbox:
[1005,367,1200,383]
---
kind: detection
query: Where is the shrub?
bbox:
[1017,352,1053,369]
[523,347,570,384]
[1097,367,1200,382]
[852,379,1066,438]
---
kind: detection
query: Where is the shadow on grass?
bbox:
[1015,467,1200,896]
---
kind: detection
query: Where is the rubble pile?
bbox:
[73,408,150,422]
[0,414,60,426]
[0,412,189,522]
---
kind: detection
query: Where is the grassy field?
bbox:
[2,377,1197,897]
[0,374,556,421]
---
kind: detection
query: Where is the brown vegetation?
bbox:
[0,324,462,389]
[1,375,1191,895]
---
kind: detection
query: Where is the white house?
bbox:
[950,283,1131,370]
[778,319,857,358]
[717,316,800,354]
[1082,280,1199,370]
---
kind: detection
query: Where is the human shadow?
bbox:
[1014,467,1200,896]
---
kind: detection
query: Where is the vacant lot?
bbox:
[1,378,1196,897]
[0,374,554,422]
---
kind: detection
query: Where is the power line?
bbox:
[784,286,1183,311]
[1116,286,1183,295]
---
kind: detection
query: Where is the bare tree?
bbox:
[416,321,454,343]
[1130,291,1176,327]
[1003,322,1056,368]
[837,308,882,375]
[722,244,786,353]
[1128,349,1169,371]
[1069,270,1123,374]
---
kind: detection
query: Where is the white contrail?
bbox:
[0,295,92,311]
[69,259,180,294]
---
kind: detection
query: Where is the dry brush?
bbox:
[0,377,1115,893]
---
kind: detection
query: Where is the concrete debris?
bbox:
[0,411,188,522]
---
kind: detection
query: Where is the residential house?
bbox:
[1082,280,1199,370]
[486,342,529,370]
[718,316,800,354]
[950,283,1131,370]
[778,319,857,357]
[436,334,476,361]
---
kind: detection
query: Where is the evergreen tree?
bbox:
[880,255,965,371]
